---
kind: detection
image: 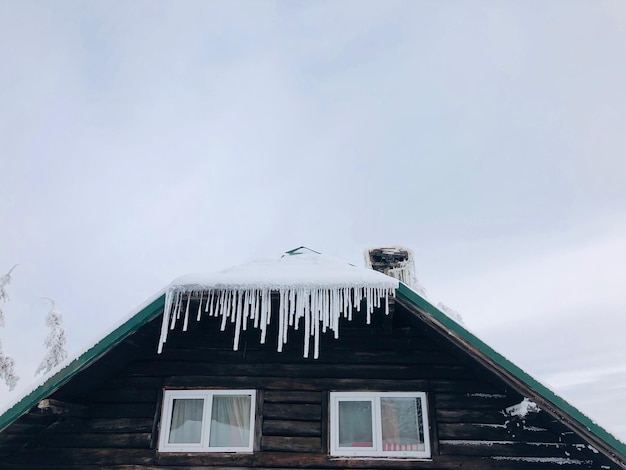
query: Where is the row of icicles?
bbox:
[158,286,395,359]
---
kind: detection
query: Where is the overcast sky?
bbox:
[1,0,625,441]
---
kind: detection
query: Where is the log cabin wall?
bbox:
[0,298,617,469]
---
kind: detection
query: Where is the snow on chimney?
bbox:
[365,247,427,297]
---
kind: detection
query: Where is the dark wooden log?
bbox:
[436,408,507,424]
[89,403,156,419]
[263,403,321,421]
[439,440,597,458]
[89,388,159,404]
[3,448,600,469]
[126,361,473,380]
[264,391,322,403]
[263,419,321,437]
[41,432,152,449]
[437,422,561,443]
[163,376,431,392]
[435,392,515,409]
[86,418,154,433]
[147,348,461,365]
[261,436,322,452]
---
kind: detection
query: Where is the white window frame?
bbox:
[158,389,256,453]
[330,391,431,458]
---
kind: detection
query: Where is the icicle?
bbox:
[321,289,334,333]
[168,292,177,330]
[293,287,303,331]
[229,290,236,323]
[196,290,204,321]
[303,289,311,358]
[337,288,343,335]
[252,288,259,328]
[228,290,234,320]
[242,289,250,331]
[225,290,232,322]
[347,287,353,321]
[220,291,229,331]
[288,289,295,327]
[251,288,257,325]
[170,292,180,330]
[158,281,397,358]
[333,288,343,338]
[236,290,243,325]
[277,289,285,352]
[260,289,269,344]
[182,294,191,332]
[310,289,318,336]
[313,295,320,359]
[233,290,243,351]
[174,296,181,321]
[157,290,174,354]
[283,290,291,344]
[205,290,211,312]
[264,289,271,326]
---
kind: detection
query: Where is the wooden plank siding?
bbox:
[0,300,618,469]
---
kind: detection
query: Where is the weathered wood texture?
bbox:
[0,300,618,469]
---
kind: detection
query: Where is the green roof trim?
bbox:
[397,282,626,459]
[284,246,321,256]
[0,294,165,433]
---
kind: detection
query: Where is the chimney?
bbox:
[365,247,426,296]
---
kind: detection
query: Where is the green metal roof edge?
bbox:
[0,294,165,433]
[396,283,626,457]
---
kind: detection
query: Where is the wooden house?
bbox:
[0,247,624,469]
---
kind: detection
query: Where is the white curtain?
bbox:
[169,398,204,444]
[209,395,251,447]
[338,401,373,447]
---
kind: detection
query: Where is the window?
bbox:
[330,392,430,458]
[158,389,256,452]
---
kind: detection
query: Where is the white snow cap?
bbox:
[158,248,399,359]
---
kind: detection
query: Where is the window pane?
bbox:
[209,395,252,448]
[380,397,424,451]
[169,398,204,444]
[338,401,373,447]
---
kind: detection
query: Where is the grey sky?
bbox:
[1,0,625,440]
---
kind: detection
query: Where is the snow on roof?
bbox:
[170,247,398,290]
[159,248,399,359]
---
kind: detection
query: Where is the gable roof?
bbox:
[396,283,626,466]
[0,250,624,466]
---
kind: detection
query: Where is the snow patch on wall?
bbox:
[505,397,540,417]
[158,250,398,359]
[466,393,507,398]
[491,456,593,465]
[439,440,514,446]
